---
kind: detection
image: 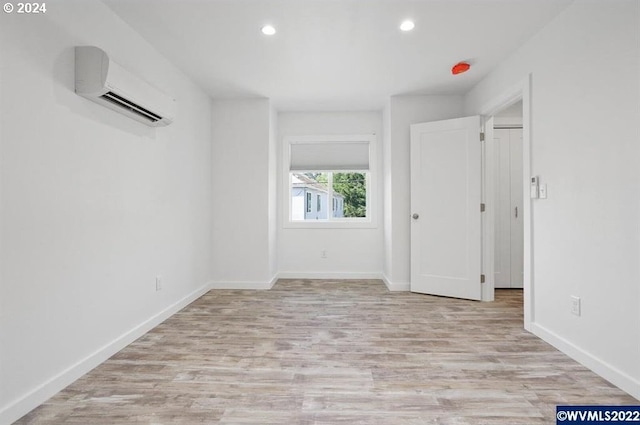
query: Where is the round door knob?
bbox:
[412,213,419,219]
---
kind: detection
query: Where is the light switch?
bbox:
[539,184,547,199]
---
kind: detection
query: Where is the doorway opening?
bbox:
[480,74,533,330]
[407,76,533,330]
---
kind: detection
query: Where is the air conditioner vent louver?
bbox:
[100,92,161,123]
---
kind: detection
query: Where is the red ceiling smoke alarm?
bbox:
[451,62,471,75]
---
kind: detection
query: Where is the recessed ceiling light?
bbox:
[400,20,415,32]
[261,25,276,36]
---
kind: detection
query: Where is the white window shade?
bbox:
[289,141,370,171]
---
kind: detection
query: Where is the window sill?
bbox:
[283,220,377,230]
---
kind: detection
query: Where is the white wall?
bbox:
[465,0,640,399]
[384,95,465,289]
[0,0,213,422]
[494,100,523,127]
[278,112,384,278]
[210,99,276,287]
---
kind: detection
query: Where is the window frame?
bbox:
[283,134,377,229]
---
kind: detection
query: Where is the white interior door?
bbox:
[494,129,511,288]
[509,129,524,288]
[493,128,524,288]
[410,116,482,301]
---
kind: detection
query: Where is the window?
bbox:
[285,134,375,226]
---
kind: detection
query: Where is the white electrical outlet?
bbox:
[156,275,163,292]
[570,296,581,316]
[321,250,327,259]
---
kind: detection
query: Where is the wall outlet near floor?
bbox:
[570,295,581,316]
[156,275,163,292]
[321,250,327,259]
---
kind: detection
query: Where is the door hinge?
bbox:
[480,203,485,212]
[480,132,485,142]
[481,274,486,283]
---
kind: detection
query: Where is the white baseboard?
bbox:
[531,322,640,400]
[0,282,211,425]
[382,274,411,292]
[277,271,383,280]
[209,276,277,290]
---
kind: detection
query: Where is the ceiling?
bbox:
[102,0,572,111]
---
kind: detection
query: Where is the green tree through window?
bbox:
[333,172,366,217]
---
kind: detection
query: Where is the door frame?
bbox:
[479,74,533,331]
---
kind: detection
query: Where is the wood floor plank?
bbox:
[14,279,638,424]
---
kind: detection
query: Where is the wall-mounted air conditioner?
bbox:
[75,46,175,127]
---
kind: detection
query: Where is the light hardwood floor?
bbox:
[16,279,637,424]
